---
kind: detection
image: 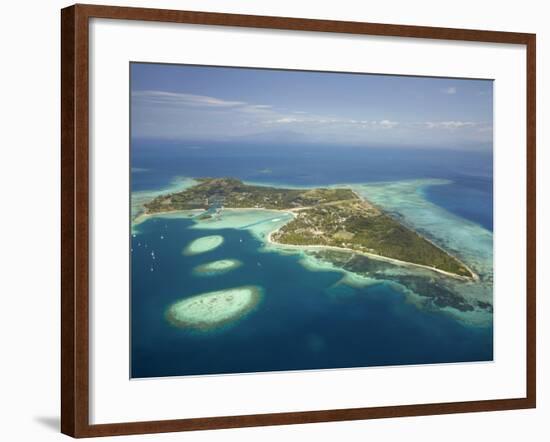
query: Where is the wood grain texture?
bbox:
[60,5,76,436]
[525,34,536,407]
[60,4,536,438]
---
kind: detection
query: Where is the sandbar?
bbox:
[183,235,224,255]
[193,259,243,276]
[166,285,263,330]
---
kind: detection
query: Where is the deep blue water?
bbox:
[423,174,493,231]
[132,141,493,230]
[131,141,493,378]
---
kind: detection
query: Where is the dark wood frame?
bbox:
[61,3,536,438]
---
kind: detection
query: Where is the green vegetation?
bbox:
[143,177,358,212]
[144,177,473,278]
[273,200,472,277]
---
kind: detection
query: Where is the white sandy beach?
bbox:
[265,221,476,281]
[133,194,477,281]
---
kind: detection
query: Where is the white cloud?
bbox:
[267,116,399,130]
[441,87,457,95]
[378,119,399,129]
[132,90,247,108]
[272,117,302,124]
[132,92,280,124]
[424,121,476,129]
[134,90,402,135]
[131,89,489,146]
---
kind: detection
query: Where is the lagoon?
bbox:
[130,143,493,378]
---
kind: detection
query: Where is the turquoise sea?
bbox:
[131,142,493,378]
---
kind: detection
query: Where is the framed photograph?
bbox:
[61,4,536,437]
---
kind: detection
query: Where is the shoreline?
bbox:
[349,188,479,281]
[265,222,476,282]
[132,190,478,282]
[132,208,202,226]
[134,206,297,224]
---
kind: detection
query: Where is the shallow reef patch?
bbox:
[183,235,224,255]
[166,285,263,331]
[193,259,243,276]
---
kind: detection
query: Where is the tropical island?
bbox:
[143,177,476,279]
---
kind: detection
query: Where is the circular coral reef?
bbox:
[193,259,243,276]
[166,285,263,331]
[183,235,224,255]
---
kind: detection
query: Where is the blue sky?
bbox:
[131,63,493,150]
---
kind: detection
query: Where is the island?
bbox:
[143,177,476,280]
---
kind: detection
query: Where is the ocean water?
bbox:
[131,141,493,378]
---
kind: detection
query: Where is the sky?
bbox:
[131,63,493,150]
